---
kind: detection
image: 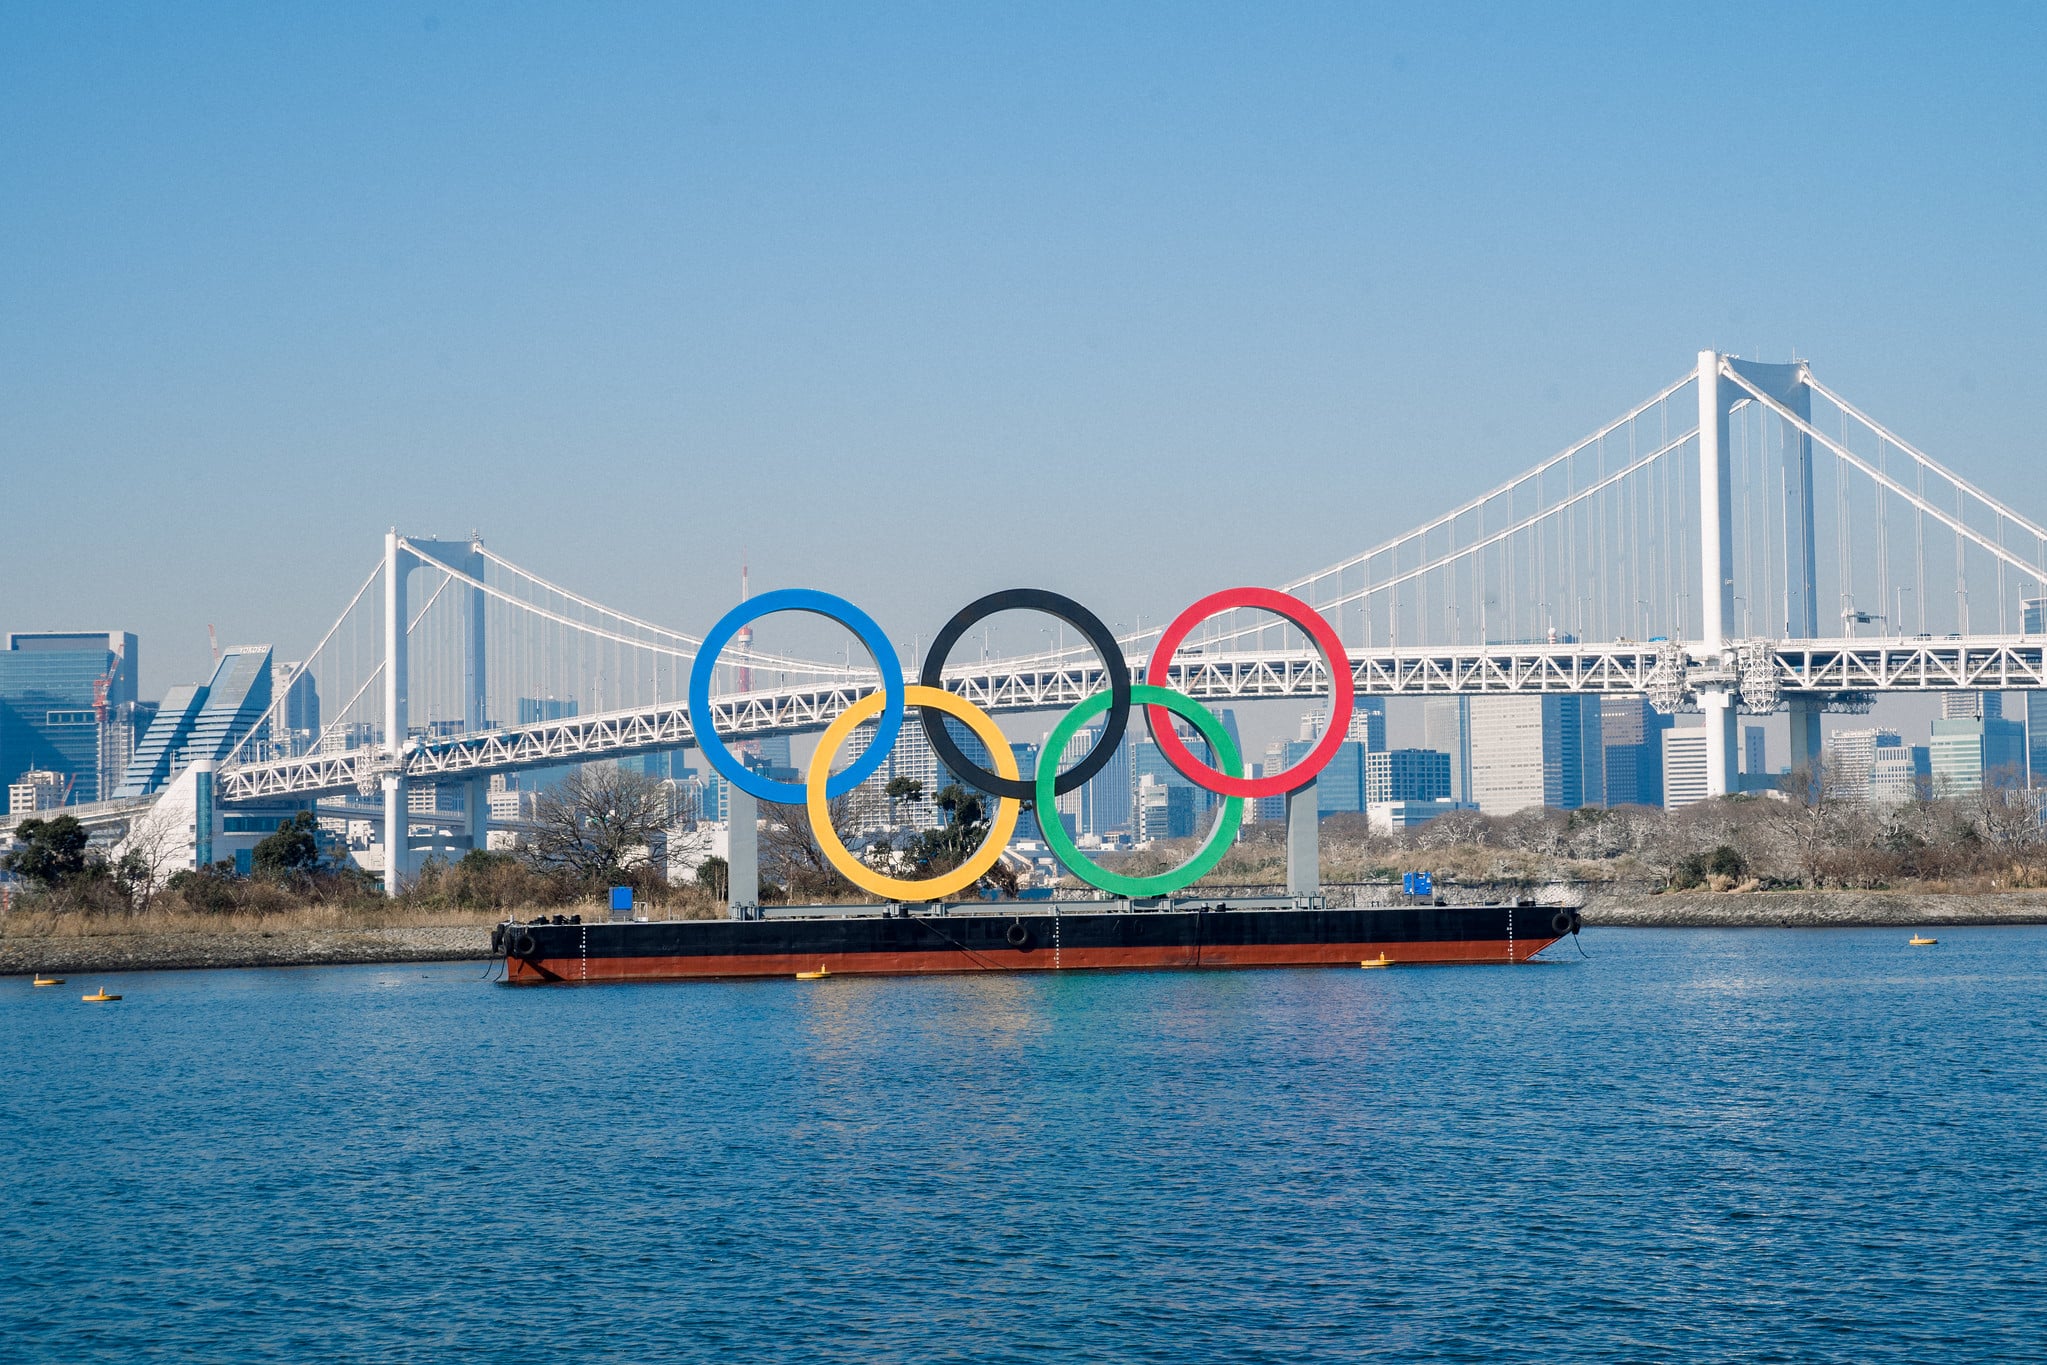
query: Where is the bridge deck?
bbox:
[208,636,2047,802]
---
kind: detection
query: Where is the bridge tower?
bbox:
[383,530,408,894]
[1726,358,1822,778]
[1695,352,1741,796]
[1698,353,1820,795]
[382,534,492,895]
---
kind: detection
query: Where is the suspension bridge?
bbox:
[17,351,2047,893]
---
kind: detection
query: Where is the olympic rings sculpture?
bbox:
[688,586,1355,901]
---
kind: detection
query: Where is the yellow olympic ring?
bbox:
[807,684,1021,902]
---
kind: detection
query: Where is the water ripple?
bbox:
[5,928,2045,1361]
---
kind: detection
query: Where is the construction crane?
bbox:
[91,670,115,803]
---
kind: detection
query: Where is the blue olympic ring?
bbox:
[688,588,906,804]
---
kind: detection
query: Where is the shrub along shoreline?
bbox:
[11,762,2047,975]
[9,885,2045,977]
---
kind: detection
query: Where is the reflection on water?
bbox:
[5,928,2045,1363]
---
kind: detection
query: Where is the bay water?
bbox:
[5,927,2044,1361]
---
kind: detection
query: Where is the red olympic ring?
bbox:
[1143,587,1355,798]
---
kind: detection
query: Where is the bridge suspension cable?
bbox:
[202,351,2047,826]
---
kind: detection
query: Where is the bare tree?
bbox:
[524,764,671,883]
[112,804,185,913]
[1766,761,1857,888]
[1972,767,2045,852]
[760,795,864,901]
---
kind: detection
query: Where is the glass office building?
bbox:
[116,646,275,798]
[0,631,138,805]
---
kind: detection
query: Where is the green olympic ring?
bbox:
[1036,683,1246,898]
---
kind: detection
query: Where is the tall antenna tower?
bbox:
[734,559,753,694]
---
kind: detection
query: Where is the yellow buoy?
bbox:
[1908,935,1938,947]
[81,987,121,1002]
[33,976,65,987]
[795,966,831,980]
[1360,954,1393,969]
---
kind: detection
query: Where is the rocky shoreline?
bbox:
[5,892,2045,975]
[0,925,495,976]
[1577,890,2047,929]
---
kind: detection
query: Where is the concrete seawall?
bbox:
[2,925,495,976]
[8,891,2047,975]
[1578,890,2047,929]
[1313,880,2047,929]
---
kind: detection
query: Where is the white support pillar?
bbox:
[464,777,488,854]
[381,773,406,894]
[1697,351,1737,653]
[382,530,409,896]
[1697,352,1739,797]
[463,538,487,733]
[1285,781,1319,900]
[1701,690,1740,800]
[726,787,758,918]
[463,537,487,854]
[1787,698,1824,778]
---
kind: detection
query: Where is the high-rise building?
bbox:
[182,648,271,762]
[9,770,66,814]
[1314,741,1368,814]
[741,734,794,769]
[1468,695,1603,814]
[1930,712,2027,796]
[1829,727,1902,801]
[1743,726,1768,787]
[409,782,464,815]
[115,645,274,799]
[1576,697,1605,807]
[1365,749,1452,804]
[1424,696,1472,804]
[1343,699,1387,752]
[1942,690,2003,720]
[621,751,679,782]
[1598,695,1672,807]
[1078,726,1132,838]
[1009,742,1044,843]
[1827,727,1930,803]
[268,659,321,756]
[1130,734,1215,822]
[1869,746,1931,805]
[487,772,537,824]
[839,712,997,831]
[1262,736,1376,815]
[1662,726,1709,809]
[1134,775,1196,841]
[0,631,139,805]
[1214,708,1243,769]
[694,763,728,824]
[1251,738,1294,824]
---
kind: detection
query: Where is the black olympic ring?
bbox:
[918,588,1132,803]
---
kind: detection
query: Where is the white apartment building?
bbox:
[1662,727,1709,809]
[1468,695,1602,815]
[8,769,66,815]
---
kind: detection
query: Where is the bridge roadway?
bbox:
[209,635,2047,805]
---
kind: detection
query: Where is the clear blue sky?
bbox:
[4,2,2044,699]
